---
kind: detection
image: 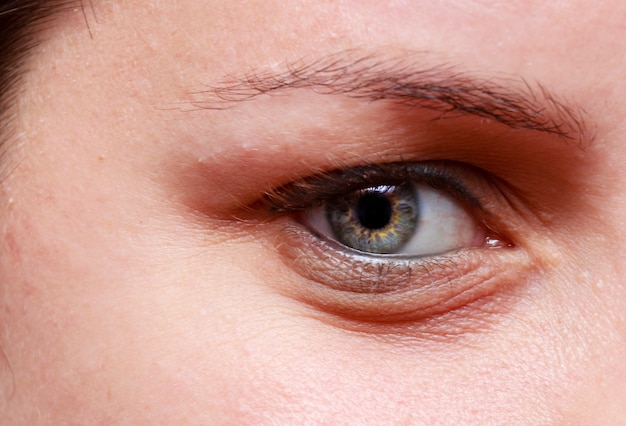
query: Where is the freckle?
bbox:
[98,155,105,161]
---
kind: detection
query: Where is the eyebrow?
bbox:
[189,51,592,145]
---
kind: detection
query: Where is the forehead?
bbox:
[35,1,623,135]
[49,1,624,86]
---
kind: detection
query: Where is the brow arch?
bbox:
[189,50,593,146]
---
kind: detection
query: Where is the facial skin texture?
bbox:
[1,0,626,424]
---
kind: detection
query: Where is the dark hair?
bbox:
[0,1,76,150]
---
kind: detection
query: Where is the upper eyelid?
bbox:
[258,161,482,214]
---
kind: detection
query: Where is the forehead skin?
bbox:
[2,0,626,424]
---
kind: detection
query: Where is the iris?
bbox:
[326,184,419,254]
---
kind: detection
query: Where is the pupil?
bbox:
[357,192,393,229]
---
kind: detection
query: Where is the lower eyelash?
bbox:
[279,223,475,294]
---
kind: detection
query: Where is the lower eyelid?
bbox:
[272,222,532,322]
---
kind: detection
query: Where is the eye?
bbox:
[302,181,486,256]
[256,161,524,324]
[262,161,499,259]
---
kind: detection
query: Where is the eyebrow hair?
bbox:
[190,51,592,145]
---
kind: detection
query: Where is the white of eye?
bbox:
[398,184,485,256]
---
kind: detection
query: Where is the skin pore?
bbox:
[1,0,626,424]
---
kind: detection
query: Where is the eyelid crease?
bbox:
[257,161,482,214]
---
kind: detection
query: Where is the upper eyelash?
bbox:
[258,161,483,214]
